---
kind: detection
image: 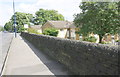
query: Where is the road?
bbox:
[0,32,13,74]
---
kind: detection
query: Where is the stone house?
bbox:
[89,33,120,43]
[30,25,42,33]
[102,33,119,42]
[42,21,79,40]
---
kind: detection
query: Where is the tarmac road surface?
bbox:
[0,32,13,74]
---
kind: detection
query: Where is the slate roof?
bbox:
[47,21,76,29]
[30,25,42,30]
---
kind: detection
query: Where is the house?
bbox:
[30,25,42,33]
[42,21,79,40]
[89,33,120,43]
[102,33,120,43]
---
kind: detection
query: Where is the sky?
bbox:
[0,0,82,26]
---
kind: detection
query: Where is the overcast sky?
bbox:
[0,0,81,26]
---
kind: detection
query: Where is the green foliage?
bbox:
[74,2,120,43]
[4,21,13,31]
[43,28,58,36]
[101,41,111,44]
[115,40,120,42]
[0,26,4,31]
[11,12,33,26]
[4,12,34,32]
[34,9,65,25]
[83,36,97,43]
[17,26,26,33]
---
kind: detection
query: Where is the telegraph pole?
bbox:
[13,0,17,37]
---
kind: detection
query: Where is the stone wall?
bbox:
[21,32,119,75]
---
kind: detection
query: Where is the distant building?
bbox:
[102,33,120,43]
[30,25,42,33]
[42,21,79,40]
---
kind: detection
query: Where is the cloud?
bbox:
[18,0,81,20]
[17,3,37,14]
[1,0,38,3]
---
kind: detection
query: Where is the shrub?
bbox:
[83,36,97,43]
[115,40,120,42]
[101,41,111,44]
[43,28,58,36]
[17,27,26,33]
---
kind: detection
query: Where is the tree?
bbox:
[0,26,4,31]
[4,21,13,31]
[34,9,65,25]
[74,2,120,43]
[4,12,34,32]
[43,28,58,36]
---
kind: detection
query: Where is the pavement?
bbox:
[1,34,72,75]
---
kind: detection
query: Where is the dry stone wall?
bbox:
[21,32,119,75]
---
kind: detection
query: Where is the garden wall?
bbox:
[21,32,119,75]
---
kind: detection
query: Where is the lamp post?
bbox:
[13,0,17,37]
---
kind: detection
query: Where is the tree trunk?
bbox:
[99,35,103,43]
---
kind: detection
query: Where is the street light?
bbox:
[13,0,17,37]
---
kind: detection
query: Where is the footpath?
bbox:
[1,34,71,75]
